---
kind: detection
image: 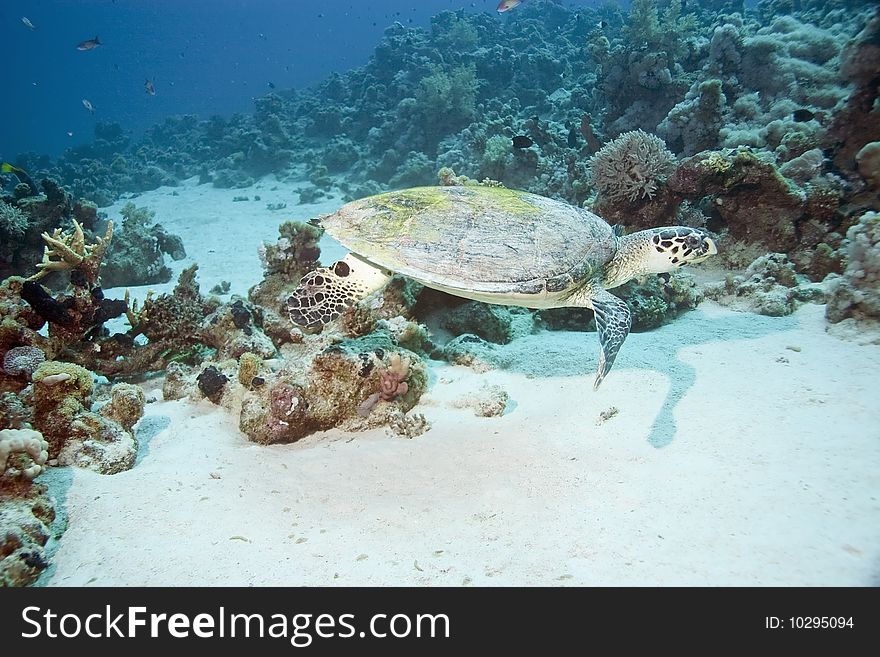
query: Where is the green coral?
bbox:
[414,64,479,127]
[626,0,698,60]
[433,11,478,50]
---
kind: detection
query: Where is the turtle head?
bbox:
[642,227,717,273]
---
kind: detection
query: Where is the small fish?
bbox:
[76,36,101,51]
[497,0,521,13]
[267,81,275,89]
[21,16,36,31]
[512,135,533,149]
[567,126,579,148]
[1,163,39,196]
[145,79,155,95]
[597,20,607,29]
[82,98,95,113]
[67,131,74,137]
[792,108,815,122]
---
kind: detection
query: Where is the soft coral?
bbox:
[357,353,411,417]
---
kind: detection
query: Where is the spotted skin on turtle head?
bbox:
[287,253,390,329]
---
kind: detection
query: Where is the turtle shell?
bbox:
[320,185,617,295]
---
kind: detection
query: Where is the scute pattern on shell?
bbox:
[321,185,617,295]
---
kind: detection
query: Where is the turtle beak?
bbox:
[689,236,717,264]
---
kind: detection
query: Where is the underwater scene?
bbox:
[0,0,878,588]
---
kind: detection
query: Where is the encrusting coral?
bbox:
[705,253,825,317]
[0,425,55,587]
[31,360,141,474]
[0,428,49,481]
[826,211,880,325]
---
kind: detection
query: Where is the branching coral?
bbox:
[588,129,677,203]
[28,219,113,287]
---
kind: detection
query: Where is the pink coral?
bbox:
[2,346,46,378]
[358,353,411,417]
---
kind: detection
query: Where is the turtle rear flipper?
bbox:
[590,284,632,390]
[287,253,390,328]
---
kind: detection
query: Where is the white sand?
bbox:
[40,178,880,586]
[101,175,349,306]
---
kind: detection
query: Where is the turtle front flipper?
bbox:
[589,284,632,390]
[287,253,391,328]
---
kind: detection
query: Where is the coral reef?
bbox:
[0,179,99,284]
[440,302,535,345]
[0,429,49,482]
[98,383,146,432]
[31,361,140,474]
[0,477,55,587]
[669,148,831,256]
[705,253,825,316]
[387,410,431,439]
[826,211,880,324]
[452,383,509,417]
[586,129,678,228]
[2,346,45,379]
[250,221,322,346]
[101,203,186,288]
[0,426,55,587]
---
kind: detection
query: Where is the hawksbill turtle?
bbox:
[287,185,717,388]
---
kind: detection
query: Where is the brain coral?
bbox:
[2,346,46,378]
[588,129,677,203]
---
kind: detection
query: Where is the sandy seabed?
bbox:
[38,177,880,586]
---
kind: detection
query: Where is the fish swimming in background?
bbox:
[497,0,522,13]
[792,108,816,122]
[76,36,101,51]
[511,135,533,149]
[82,99,95,114]
[145,79,156,95]
[1,163,40,196]
[21,17,36,31]
[567,126,579,148]
[267,81,276,89]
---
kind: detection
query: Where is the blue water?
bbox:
[1,0,613,159]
